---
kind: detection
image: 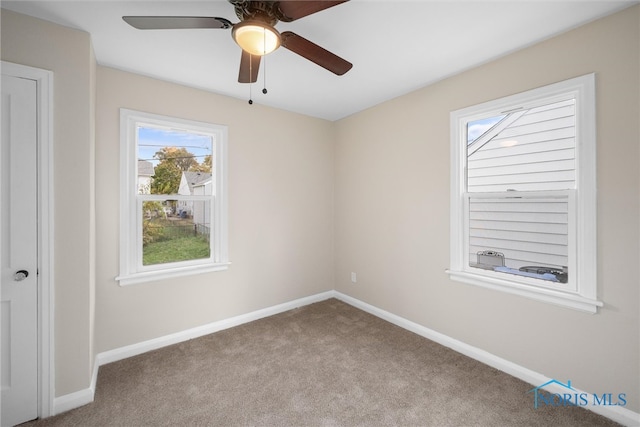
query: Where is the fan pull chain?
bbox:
[262,55,268,95]
[262,28,268,95]
[248,53,254,105]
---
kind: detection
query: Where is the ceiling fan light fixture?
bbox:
[232,21,281,56]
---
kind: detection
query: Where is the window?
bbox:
[117,109,229,285]
[448,74,601,313]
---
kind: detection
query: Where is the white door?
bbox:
[1,74,39,426]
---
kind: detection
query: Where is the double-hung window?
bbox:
[117,109,229,285]
[448,74,601,313]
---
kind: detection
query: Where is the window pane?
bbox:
[142,200,211,266]
[468,195,569,284]
[137,126,214,196]
[467,99,576,193]
[467,114,506,145]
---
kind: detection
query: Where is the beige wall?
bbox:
[1,10,97,396]
[335,6,640,412]
[95,67,335,352]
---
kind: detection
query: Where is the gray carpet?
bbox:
[27,299,618,426]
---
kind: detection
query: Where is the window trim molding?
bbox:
[448,74,601,313]
[117,109,229,286]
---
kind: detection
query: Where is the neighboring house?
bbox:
[177,171,212,221]
[137,160,154,194]
[465,101,574,273]
[191,179,212,233]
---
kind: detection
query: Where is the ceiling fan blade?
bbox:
[281,31,352,76]
[238,50,261,83]
[277,1,349,22]
[123,16,232,30]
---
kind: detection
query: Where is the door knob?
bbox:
[14,270,29,281]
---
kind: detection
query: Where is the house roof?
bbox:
[183,171,212,192]
[137,160,154,177]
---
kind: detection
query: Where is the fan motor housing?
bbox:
[231,1,280,26]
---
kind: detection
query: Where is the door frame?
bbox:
[1,61,54,419]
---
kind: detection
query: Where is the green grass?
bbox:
[143,235,210,266]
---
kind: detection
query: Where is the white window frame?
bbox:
[448,74,602,313]
[117,109,229,286]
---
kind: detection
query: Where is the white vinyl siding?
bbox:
[448,74,601,313]
[467,99,576,193]
[466,98,575,289]
[467,193,573,292]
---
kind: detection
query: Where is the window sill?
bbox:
[446,269,602,314]
[117,262,231,286]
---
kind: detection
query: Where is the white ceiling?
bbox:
[2,0,636,120]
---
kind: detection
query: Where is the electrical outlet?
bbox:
[351,272,357,283]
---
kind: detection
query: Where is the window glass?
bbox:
[137,126,214,267]
[137,126,214,195]
[141,200,211,266]
[464,99,575,285]
[468,194,570,287]
[467,99,576,193]
[467,114,506,145]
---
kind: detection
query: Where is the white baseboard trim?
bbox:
[50,290,640,426]
[52,387,94,416]
[52,345,102,415]
[333,291,640,427]
[96,290,335,366]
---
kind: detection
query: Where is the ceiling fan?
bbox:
[123,0,353,84]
